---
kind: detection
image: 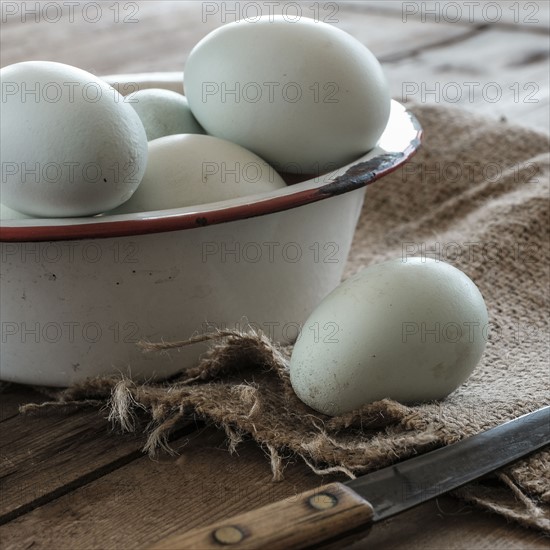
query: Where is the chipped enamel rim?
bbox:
[0,73,422,242]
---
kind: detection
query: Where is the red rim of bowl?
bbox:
[0,102,422,242]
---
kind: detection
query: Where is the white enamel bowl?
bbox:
[0,73,422,387]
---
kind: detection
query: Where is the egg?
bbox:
[0,61,148,217]
[125,88,204,141]
[290,258,489,416]
[111,134,287,213]
[184,16,391,174]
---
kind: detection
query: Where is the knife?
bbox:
[149,406,549,550]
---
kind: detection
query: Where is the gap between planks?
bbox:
[341,0,550,33]
[1,426,548,550]
[377,23,490,63]
[0,388,199,526]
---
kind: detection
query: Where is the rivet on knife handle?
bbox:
[148,482,374,550]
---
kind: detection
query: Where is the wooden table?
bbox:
[1,2,549,548]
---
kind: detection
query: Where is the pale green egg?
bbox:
[290,258,489,416]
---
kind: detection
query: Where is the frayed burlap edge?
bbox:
[21,330,439,473]
[19,329,550,534]
[454,471,550,533]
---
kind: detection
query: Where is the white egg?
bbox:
[290,258,489,416]
[111,134,287,213]
[125,88,204,141]
[184,16,391,174]
[0,61,148,217]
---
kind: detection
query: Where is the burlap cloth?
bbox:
[22,104,550,533]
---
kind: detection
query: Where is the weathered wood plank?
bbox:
[0,427,326,549]
[348,0,550,30]
[383,27,550,133]
[0,385,45,422]
[0,426,547,550]
[0,1,472,73]
[0,406,149,522]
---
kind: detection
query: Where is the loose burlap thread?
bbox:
[21,104,550,533]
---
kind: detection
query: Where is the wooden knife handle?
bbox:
[149,482,374,550]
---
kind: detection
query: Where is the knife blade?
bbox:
[149,406,549,550]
